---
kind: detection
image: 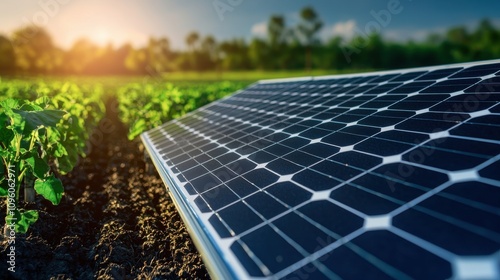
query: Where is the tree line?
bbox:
[0,6,499,75]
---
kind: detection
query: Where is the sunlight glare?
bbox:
[93,29,110,46]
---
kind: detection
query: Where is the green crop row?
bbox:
[0,80,105,233]
[117,81,248,140]
[1,78,246,234]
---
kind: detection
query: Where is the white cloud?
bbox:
[251,21,267,37]
[332,20,357,38]
[321,20,357,41]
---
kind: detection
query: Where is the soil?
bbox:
[0,98,210,280]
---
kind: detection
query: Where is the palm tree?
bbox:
[297,7,323,72]
[186,31,200,70]
[202,35,217,59]
[268,15,286,48]
[201,35,219,71]
[268,15,291,69]
[186,31,200,52]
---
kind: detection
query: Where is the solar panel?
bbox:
[141,60,500,280]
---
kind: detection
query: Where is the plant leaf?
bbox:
[128,118,147,140]
[19,103,43,112]
[0,99,19,111]
[46,127,62,145]
[1,161,18,197]
[34,96,51,108]
[0,160,9,197]
[12,109,67,134]
[0,178,7,197]
[34,175,64,205]
[26,154,50,179]
[6,209,39,233]
[56,156,73,174]
[9,112,25,134]
[53,142,68,157]
[0,113,14,144]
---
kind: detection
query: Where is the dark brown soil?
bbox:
[0,98,210,279]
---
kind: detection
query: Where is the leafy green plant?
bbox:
[48,84,105,173]
[0,80,106,173]
[117,81,246,140]
[0,98,67,233]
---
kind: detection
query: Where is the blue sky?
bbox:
[0,0,499,49]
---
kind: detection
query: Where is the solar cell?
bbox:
[142,60,500,279]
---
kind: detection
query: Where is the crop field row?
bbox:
[0,78,248,234]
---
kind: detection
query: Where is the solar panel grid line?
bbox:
[142,59,500,279]
[176,89,488,276]
[271,227,368,279]
[414,201,500,242]
[189,112,388,187]
[201,107,466,179]
[388,226,456,261]
[434,185,499,217]
[146,116,384,278]
[178,87,478,167]
[168,119,312,196]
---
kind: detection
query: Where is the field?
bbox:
[158,69,364,81]
[0,75,262,279]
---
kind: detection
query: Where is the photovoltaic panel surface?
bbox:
[141,60,500,280]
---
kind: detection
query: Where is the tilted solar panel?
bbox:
[141,60,500,280]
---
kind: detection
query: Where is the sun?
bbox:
[92,29,111,46]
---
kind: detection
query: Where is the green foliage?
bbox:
[7,209,38,234]
[34,175,64,205]
[47,83,105,173]
[0,81,105,234]
[0,80,105,173]
[11,26,58,73]
[0,98,66,233]
[297,6,323,46]
[2,15,500,74]
[0,35,15,72]
[117,81,247,140]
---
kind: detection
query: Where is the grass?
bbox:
[160,69,371,82]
